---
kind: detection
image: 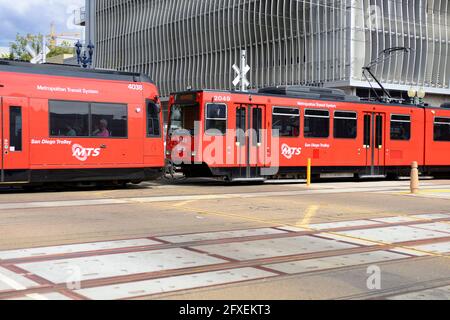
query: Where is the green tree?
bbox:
[47,41,75,58]
[4,34,75,62]
[8,33,45,61]
[0,51,13,59]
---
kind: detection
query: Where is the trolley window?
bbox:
[147,101,161,137]
[375,115,383,148]
[252,107,263,146]
[50,101,127,138]
[304,109,329,138]
[236,107,246,145]
[364,115,371,147]
[272,107,300,137]
[169,104,199,136]
[9,107,22,152]
[91,103,128,138]
[434,117,450,142]
[50,101,90,137]
[205,103,227,135]
[334,111,357,139]
[390,115,411,141]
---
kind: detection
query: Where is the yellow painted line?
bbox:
[150,202,450,261]
[0,269,47,299]
[392,189,450,195]
[173,200,196,207]
[152,202,298,229]
[415,190,450,194]
[25,293,49,300]
[296,205,320,228]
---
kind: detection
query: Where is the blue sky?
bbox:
[0,0,84,47]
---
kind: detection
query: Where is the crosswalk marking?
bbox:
[75,268,276,300]
[1,216,450,300]
[264,251,408,274]
[0,239,161,261]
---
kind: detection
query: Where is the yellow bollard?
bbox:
[307,158,312,187]
[410,161,419,194]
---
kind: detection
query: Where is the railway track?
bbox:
[1,214,450,300]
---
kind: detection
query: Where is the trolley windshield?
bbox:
[168,104,200,136]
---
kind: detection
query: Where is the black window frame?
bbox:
[434,116,450,142]
[9,106,23,152]
[390,114,411,141]
[364,114,371,147]
[304,109,330,138]
[205,103,228,136]
[49,100,128,139]
[272,106,301,138]
[146,100,162,138]
[333,110,358,139]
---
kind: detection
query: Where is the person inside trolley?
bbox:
[93,119,110,137]
[65,124,77,137]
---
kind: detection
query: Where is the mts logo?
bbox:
[72,144,101,162]
[281,144,302,160]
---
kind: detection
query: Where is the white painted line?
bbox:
[371,216,419,224]
[195,236,357,261]
[308,220,381,231]
[0,239,161,261]
[412,223,450,234]
[277,226,311,233]
[317,233,377,246]
[389,247,431,257]
[18,248,226,284]
[336,226,449,244]
[0,187,441,211]
[265,251,408,274]
[407,241,450,254]
[388,285,450,300]
[0,199,130,210]
[75,267,276,300]
[0,267,39,292]
[157,228,286,244]
[411,214,450,220]
[8,292,72,301]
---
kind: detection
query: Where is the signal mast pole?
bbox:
[233,50,251,92]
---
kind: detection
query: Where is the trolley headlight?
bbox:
[407,88,417,98]
[417,88,426,99]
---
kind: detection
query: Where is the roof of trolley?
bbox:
[0,59,155,84]
[172,86,450,111]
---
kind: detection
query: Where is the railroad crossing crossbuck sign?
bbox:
[233,50,251,92]
[26,43,50,64]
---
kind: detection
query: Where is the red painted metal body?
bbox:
[0,61,164,185]
[166,90,450,181]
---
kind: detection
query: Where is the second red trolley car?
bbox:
[166,86,450,182]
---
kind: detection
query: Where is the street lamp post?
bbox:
[75,41,95,68]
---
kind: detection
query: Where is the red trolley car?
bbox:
[166,87,450,182]
[0,60,164,186]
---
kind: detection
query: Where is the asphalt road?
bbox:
[0,179,450,300]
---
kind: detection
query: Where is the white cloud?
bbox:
[0,0,84,46]
[0,46,10,56]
